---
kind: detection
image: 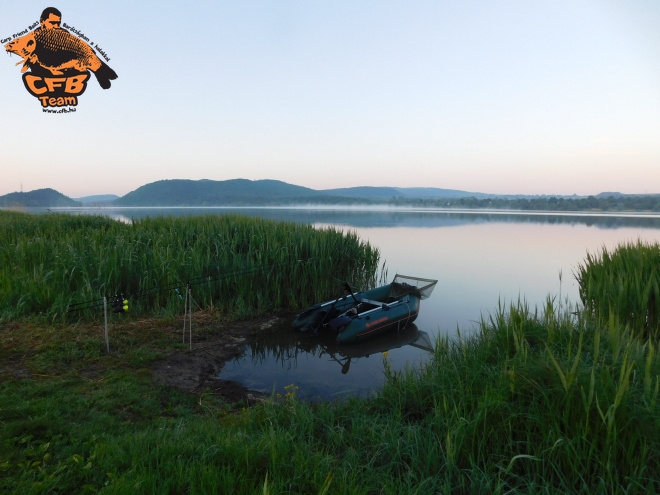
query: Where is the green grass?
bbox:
[576,240,660,340]
[376,300,660,492]
[2,298,659,493]
[2,215,659,493]
[0,210,380,322]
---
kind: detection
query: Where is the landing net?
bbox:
[389,274,438,300]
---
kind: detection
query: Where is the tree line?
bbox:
[387,195,660,212]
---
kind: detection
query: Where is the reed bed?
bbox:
[576,240,660,340]
[370,300,660,492]
[0,210,380,322]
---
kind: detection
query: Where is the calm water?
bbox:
[30,206,660,399]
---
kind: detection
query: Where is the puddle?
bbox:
[219,322,434,401]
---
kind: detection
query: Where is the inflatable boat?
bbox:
[292,275,437,344]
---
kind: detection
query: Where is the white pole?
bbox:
[182,289,188,344]
[103,296,109,354]
[188,287,192,350]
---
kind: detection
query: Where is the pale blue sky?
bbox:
[1,0,659,197]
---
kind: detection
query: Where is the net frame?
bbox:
[389,274,438,300]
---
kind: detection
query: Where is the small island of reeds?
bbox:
[1,210,659,493]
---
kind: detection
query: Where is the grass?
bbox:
[576,240,660,340]
[2,298,659,493]
[376,301,660,492]
[1,213,659,493]
[0,210,380,322]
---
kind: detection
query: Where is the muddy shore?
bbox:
[151,314,287,403]
[0,312,290,405]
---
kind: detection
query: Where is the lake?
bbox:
[29,206,660,399]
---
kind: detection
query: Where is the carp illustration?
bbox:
[5,28,117,89]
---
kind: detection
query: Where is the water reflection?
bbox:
[23,206,660,230]
[220,323,433,400]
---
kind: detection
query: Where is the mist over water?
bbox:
[30,207,660,399]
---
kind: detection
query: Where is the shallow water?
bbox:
[25,206,660,399]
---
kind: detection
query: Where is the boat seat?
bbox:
[358,297,393,308]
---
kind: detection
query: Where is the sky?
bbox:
[1,0,659,198]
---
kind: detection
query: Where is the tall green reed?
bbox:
[576,240,660,340]
[0,211,380,322]
[374,299,660,491]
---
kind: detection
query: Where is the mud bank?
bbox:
[151,315,286,403]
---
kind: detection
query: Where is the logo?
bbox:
[3,7,117,112]
[365,316,388,328]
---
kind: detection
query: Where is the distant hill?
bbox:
[321,186,406,198]
[113,179,330,206]
[396,187,484,199]
[4,181,657,209]
[74,194,120,205]
[320,186,579,200]
[112,179,660,206]
[115,181,497,206]
[0,188,81,207]
[321,186,494,198]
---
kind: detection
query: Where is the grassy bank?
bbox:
[2,221,660,492]
[2,299,659,493]
[0,211,380,322]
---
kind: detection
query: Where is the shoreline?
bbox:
[7,204,660,219]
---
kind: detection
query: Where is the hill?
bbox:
[114,180,593,206]
[74,194,120,205]
[114,180,498,206]
[320,186,495,198]
[312,186,578,200]
[320,186,406,198]
[113,179,331,206]
[395,187,481,198]
[0,189,81,207]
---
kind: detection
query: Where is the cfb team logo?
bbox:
[4,7,117,112]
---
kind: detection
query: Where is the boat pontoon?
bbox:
[292,275,437,344]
